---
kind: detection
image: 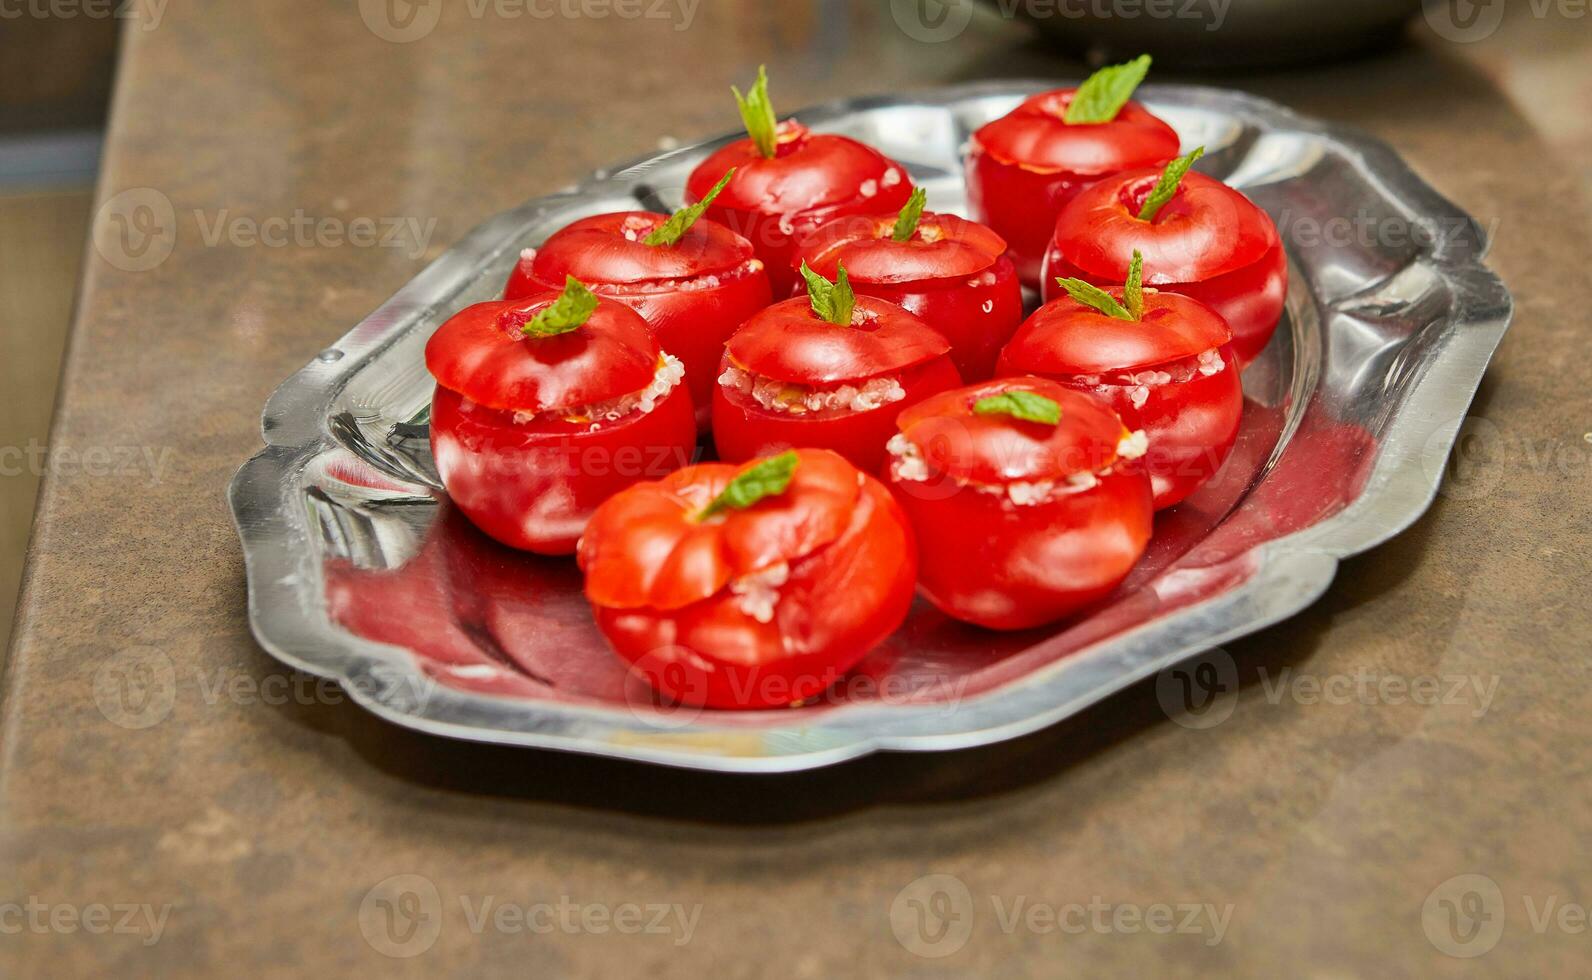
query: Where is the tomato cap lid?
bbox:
[972,92,1180,175]
[425,294,660,412]
[999,288,1232,375]
[1053,169,1279,283]
[896,377,1131,485]
[724,295,951,385]
[686,125,912,218]
[530,211,756,286]
[796,211,1007,283]
[579,448,865,610]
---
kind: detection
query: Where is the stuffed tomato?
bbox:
[426,277,697,555]
[578,449,916,709]
[885,378,1153,630]
[505,171,772,431]
[712,263,960,473]
[1000,252,1242,510]
[686,66,913,296]
[1043,147,1286,367]
[792,188,1023,381]
[966,56,1179,287]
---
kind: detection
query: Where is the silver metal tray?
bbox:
[228,82,1511,772]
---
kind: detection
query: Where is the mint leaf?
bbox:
[698,450,799,520]
[732,65,778,160]
[1054,277,1133,320]
[1137,146,1204,222]
[974,391,1061,426]
[799,261,855,326]
[891,187,928,242]
[1063,54,1152,125]
[1123,250,1145,320]
[646,168,735,247]
[522,276,599,337]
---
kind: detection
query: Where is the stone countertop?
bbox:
[2,3,1588,976]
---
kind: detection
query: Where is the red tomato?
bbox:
[686,121,913,297]
[997,288,1243,509]
[967,91,1179,286]
[578,449,917,709]
[506,211,773,431]
[425,293,697,555]
[885,378,1153,630]
[1043,169,1286,367]
[712,295,961,473]
[793,211,1024,380]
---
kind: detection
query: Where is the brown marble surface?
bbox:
[2,3,1589,977]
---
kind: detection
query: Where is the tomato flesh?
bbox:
[714,356,961,474]
[891,465,1152,630]
[430,381,696,555]
[687,122,913,296]
[852,257,1023,382]
[794,212,1024,380]
[506,212,773,431]
[1026,351,1242,509]
[1044,170,1287,367]
[886,378,1153,630]
[579,449,917,709]
[967,93,1180,286]
[996,289,1244,509]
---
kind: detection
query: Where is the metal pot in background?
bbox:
[975,0,1426,68]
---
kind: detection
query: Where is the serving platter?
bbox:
[228,82,1511,772]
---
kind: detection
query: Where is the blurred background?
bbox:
[0,16,118,642]
[0,1,1586,644]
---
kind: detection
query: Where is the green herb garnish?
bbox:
[799,261,855,326]
[733,65,778,159]
[891,187,928,242]
[645,168,734,247]
[1137,146,1204,222]
[698,451,799,520]
[973,391,1061,425]
[1123,250,1145,320]
[521,276,599,337]
[1053,276,1133,321]
[1063,55,1152,125]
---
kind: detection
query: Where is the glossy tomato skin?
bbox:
[686,122,912,296]
[1028,352,1241,510]
[425,292,697,555]
[996,289,1244,509]
[579,450,916,710]
[967,93,1180,287]
[1043,169,1287,367]
[1046,246,1285,369]
[886,378,1153,630]
[505,212,774,432]
[430,383,696,555]
[713,355,961,473]
[891,466,1152,630]
[793,212,1024,380]
[712,294,959,472]
[850,257,1022,382]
